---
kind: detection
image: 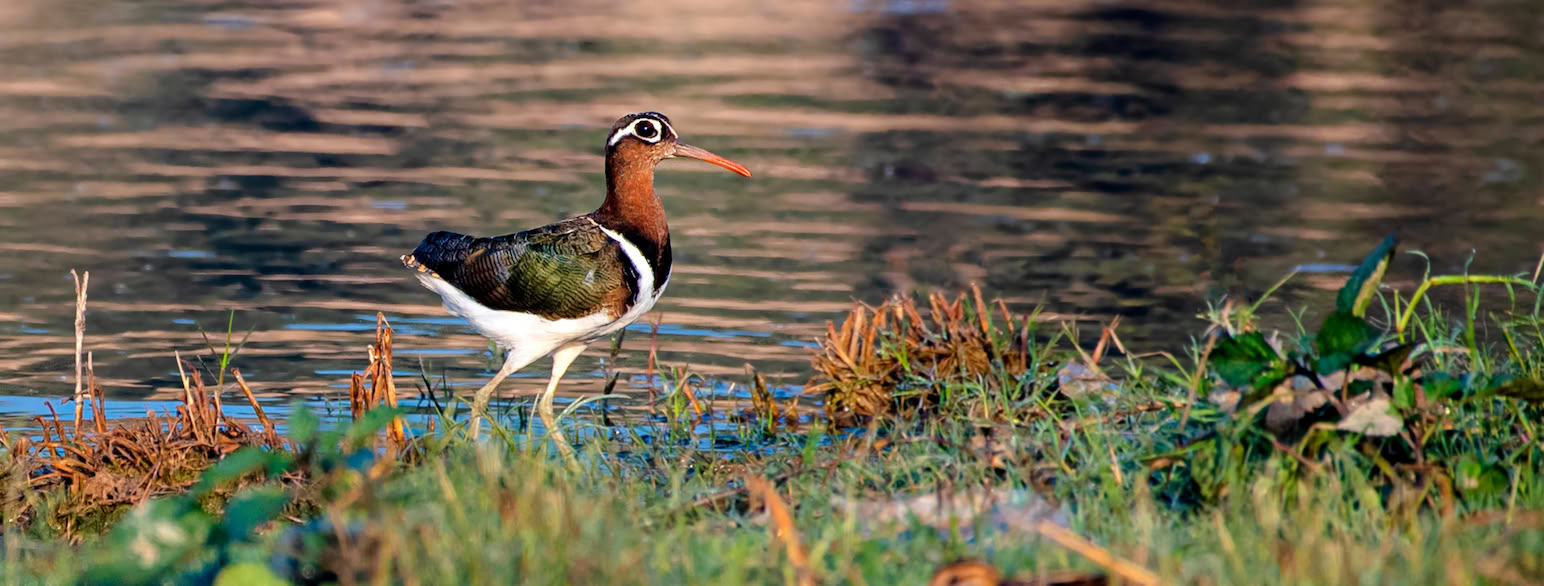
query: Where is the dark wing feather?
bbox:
[411,217,635,320]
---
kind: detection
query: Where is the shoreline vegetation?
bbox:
[2,238,1543,585]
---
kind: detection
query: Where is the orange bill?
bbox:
[675,142,752,177]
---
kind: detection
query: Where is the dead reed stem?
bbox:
[349,314,407,451]
[174,350,196,431]
[376,314,406,445]
[232,369,279,446]
[676,369,705,419]
[748,476,816,586]
[88,352,104,436]
[70,269,88,433]
[1034,520,1160,585]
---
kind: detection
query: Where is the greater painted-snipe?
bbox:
[402,112,751,459]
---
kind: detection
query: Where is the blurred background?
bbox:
[0,0,1541,414]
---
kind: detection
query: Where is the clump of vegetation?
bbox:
[809,285,1048,425]
[0,312,413,548]
[2,240,1542,585]
[1158,236,1543,511]
[4,354,284,539]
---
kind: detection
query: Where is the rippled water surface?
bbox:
[2,0,1543,417]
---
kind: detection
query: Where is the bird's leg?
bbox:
[538,343,587,468]
[467,351,523,440]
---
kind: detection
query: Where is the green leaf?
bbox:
[214,562,290,586]
[1477,466,1510,498]
[219,487,289,542]
[344,406,408,449]
[1211,333,1283,386]
[1455,455,1483,489]
[1336,234,1397,317]
[1453,456,1509,501]
[289,403,321,445]
[193,448,287,497]
[86,498,214,584]
[1314,311,1380,374]
[1392,378,1416,410]
[1422,373,1463,401]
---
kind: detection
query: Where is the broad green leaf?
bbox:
[1392,378,1416,410]
[1455,455,1483,489]
[1453,456,1509,500]
[288,403,321,445]
[214,562,290,586]
[1422,373,1463,401]
[1336,235,1397,317]
[87,498,214,584]
[1477,466,1510,498]
[1211,332,1285,388]
[219,487,289,541]
[193,447,285,497]
[1315,311,1380,374]
[344,406,408,449]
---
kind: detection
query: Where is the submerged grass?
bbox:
[3,239,1544,584]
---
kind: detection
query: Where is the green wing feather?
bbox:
[411,218,634,320]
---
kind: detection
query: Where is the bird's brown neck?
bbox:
[594,155,672,282]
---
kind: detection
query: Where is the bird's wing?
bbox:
[409,217,634,320]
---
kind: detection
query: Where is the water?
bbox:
[1,0,1542,419]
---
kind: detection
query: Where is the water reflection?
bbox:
[0,0,1541,420]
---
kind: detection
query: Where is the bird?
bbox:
[401,112,751,459]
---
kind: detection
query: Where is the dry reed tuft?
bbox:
[349,312,408,453]
[17,355,286,538]
[6,288,413,540]
[807,284,1037,424]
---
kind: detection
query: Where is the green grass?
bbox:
[4,239,1544,585]
[11,406,1538,585]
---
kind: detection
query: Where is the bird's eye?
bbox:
[633,120,658,139]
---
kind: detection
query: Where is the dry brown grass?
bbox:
[1,307,406,540]
[807,284,1037,425]
[349,313,409,454]
[6,357,286,538]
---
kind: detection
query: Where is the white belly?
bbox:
[415,272,609,350]
[411,219,669,366]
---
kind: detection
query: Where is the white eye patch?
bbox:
[607,117,674,146]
